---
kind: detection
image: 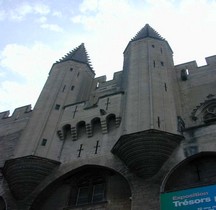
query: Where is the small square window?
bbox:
[41,139,47,146]
[55,104,60,110]
[70,68,73,71]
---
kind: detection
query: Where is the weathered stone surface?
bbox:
[0,24,216,210]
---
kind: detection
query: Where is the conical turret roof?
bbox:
[124,24,172,53]
[131,24,165,42]
[57,43,93,71]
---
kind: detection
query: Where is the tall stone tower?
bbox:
[1,24,216,210]
[113,24,182,178]
[15,43,95,159]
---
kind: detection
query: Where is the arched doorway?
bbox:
[30,165,131,210]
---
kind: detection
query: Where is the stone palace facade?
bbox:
[0,24,216,210]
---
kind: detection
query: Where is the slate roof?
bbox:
[131,24,165,42]
[124,24,173,53]
[57,43,93,71]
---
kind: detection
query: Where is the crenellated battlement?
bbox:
[0,105,32,123]
[206,55,216,65]
[174,55,216,82]
[175,55,216,71]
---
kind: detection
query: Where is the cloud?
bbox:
[7,2,50,21]
[0,42,63,111]
[0,10,6,20]
[79,0,99,13]
[35,15,63,32]
[71,0,216,75]
[52,11,62,17]
[1,0,216,112]
[37,16,47,24]
[33,4,50,15]
[9,3,33,21]
[0,71,5,78]
[40,23,63,32]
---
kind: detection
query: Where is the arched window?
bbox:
[106,114,116,132]
[62,124,71,139]
[77,121,86,138]
[91,118,101,135]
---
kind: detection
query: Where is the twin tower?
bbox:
[2,24,216,210]
[15,24,181,177]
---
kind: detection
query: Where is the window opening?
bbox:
[153,60,156,68]
[181,69,189,81]
[41,138,47,146]
[70,68,73,71]
[94,141,100,154]
[62,85,66,92]
[152,44,155,48]
[92,183,105,203]
[77,144,84,158]
[71,85,74,91]
[55,104,60,110]
[161,61,164,66]
[105,98,110,110]
[157,117,160,128]
[76,174,106,206]
[107,114,116,131]
[73,106,78,118]
[92,118,101,134]
[164,83,167,92]
[77,121,86,138]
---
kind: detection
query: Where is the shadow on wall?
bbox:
[30,165,132,210]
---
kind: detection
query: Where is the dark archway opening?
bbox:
[30,165,131,210]
[162,152,216,193]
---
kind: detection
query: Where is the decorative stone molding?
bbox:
[71,127,77,141]
[191,99,216,124]
[57,114,121,140]
[101,119,108,134]
[85,123,93,137]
